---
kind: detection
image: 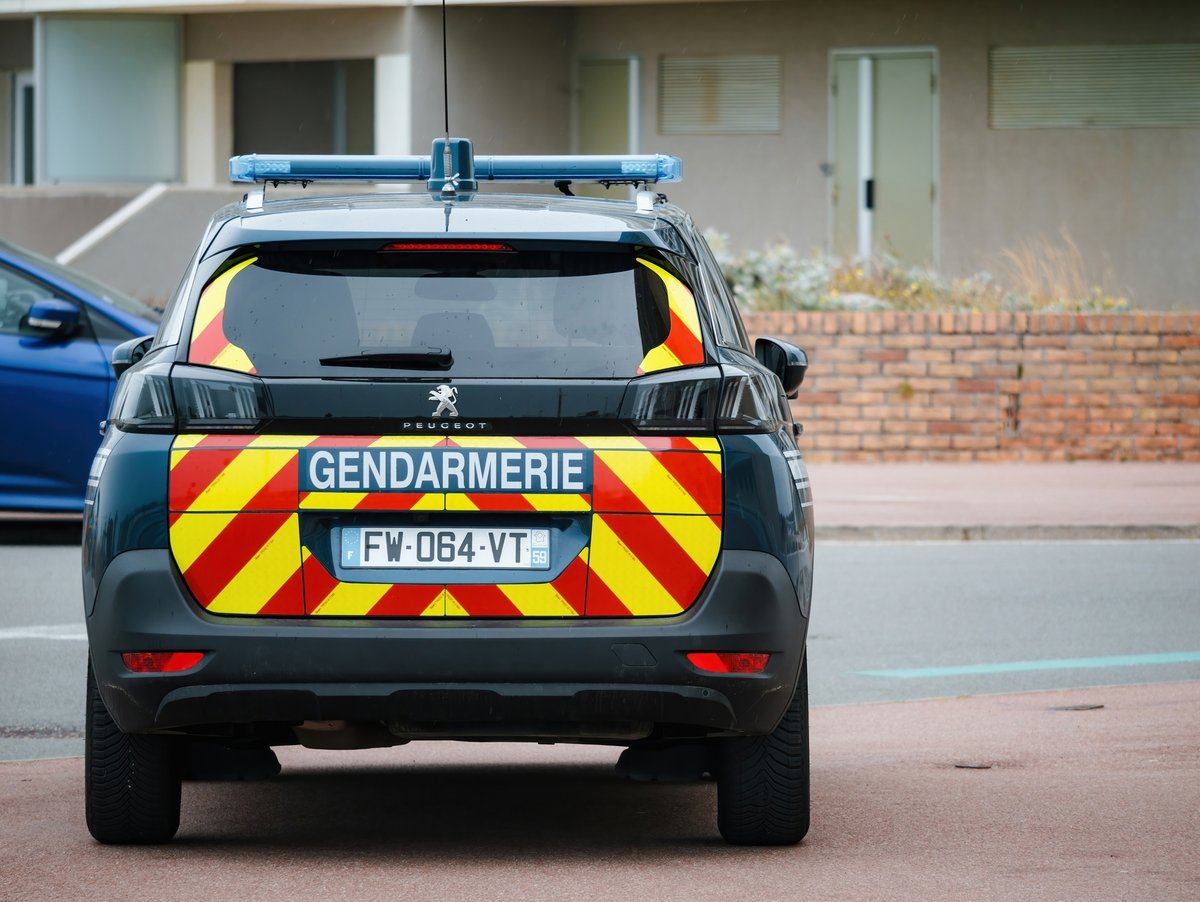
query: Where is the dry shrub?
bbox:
[1000,229,1128,312]
[708,228,1132,313]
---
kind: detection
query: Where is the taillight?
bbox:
[108,363,175,432]
[716,366,788,433]
[620,364,788,434]
[621,366,722,433]
[109,363,270,433]
[173,365,271,432]
[686,652,771,673]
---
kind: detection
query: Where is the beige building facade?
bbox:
[1,0,1197,308]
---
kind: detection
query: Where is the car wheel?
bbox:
[85,658,181,844]
[715,652,810,846]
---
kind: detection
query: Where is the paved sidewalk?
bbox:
[808,461,1200,540]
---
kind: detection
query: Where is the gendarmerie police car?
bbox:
[83,139,814,846]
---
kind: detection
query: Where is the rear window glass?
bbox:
[187,244,705,378]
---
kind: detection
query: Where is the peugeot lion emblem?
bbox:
[429,384,459,418]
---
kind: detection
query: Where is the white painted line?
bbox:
[0,625,86,641]
[56,182,169,265]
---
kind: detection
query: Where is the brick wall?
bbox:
[742,312,1200,462]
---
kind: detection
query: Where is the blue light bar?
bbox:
[229,154,432,184]
[229,148,682,186]
[474,155,683,183]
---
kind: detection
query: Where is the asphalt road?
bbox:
[2,535,1198,898]
[1,536,1198,761]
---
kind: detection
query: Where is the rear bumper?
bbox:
[87,548,807,741]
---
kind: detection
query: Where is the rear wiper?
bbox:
[319,349,453,370]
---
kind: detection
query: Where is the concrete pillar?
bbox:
[0,71,11,184]
[183,60,232,186]
[375,53,412,156]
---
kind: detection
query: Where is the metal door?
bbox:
[831,52,937,265]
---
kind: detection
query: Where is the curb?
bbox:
[816,524,1200,542]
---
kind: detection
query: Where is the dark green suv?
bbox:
[84,139,814,846]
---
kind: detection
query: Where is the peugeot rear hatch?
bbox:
[157,241,748,618]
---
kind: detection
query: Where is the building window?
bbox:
[990,45,1200,129]
[658,55,781,134]
[233,60,375,155]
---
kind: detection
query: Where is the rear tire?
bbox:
[715,654,810,846]
[85,659,181,844]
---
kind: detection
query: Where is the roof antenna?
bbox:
[440,0,455,197]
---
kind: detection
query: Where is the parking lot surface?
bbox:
[2,680,1196,900]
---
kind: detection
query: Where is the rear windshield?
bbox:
[187,243,705,378]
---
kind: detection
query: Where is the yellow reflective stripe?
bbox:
[173,435,319,453]
[421,593,445,617]
[177,435,446,451]
[596,449,706,515]
[209,343,254,373]
[206,514,300,614]
[249,434,319,449]
[575,437,648,450]
[190,258,255,342]
[638,343,683,374]
[523,493,591,512]
[638,257,702,340]
[500,582,581,617]
[444,493,590,512]
[187,448,297,512]
[299,492,444,511]
[172,435,205,451]
[589,515,682,616]
[655,513,721,572]
[309,581,390,617]
[682,437,720,454]
[169,511,237,572]
[444,592,470,617]
[300,492,367,510]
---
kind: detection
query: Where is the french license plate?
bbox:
[341,527,551,570]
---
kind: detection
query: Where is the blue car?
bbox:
[0,240,159,512]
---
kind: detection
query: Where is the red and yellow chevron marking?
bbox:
[168,434,724,619]
[302,551,444,617]
[170,446,299,512]
[636,258,704,374]
[575,436,719,453]
[593,449,721,515]
[445,550,589,618]
[300,491,443,512]
[188,258,257,373]
[586,513,721,616]
[169,512,305,615]
[444,492,590,512]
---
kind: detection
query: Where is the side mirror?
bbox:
[755,337,808,397]
[112,335,155,377]
[23,299,81,339]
